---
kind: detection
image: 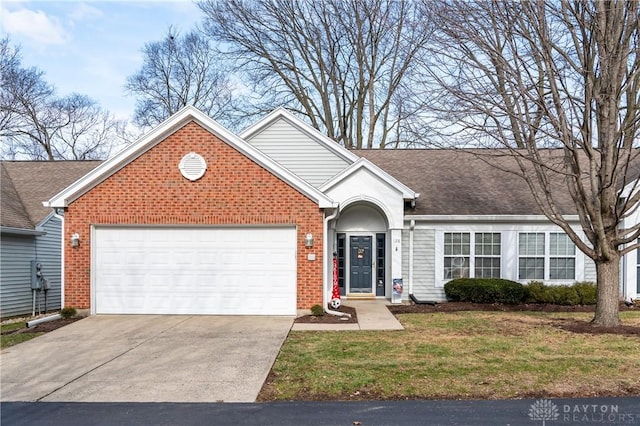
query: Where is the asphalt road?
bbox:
[3,398,640,426]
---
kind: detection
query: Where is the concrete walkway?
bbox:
[291,300,404,331]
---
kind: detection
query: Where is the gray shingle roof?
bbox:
[1,161,101,229]
[354,149,639,216]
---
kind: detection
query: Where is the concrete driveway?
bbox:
[0,315,293,403]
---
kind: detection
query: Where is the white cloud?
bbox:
[68,2,103,23]
[0,6,68,45]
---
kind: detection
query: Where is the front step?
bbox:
[345,293,376,300]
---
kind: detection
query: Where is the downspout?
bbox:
[408,219,415,296]
[54,212,65,310]
[408,219,436,305]
[323,207,349,317]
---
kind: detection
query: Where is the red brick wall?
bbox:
[64,121,324,311]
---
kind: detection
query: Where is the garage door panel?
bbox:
[94,227,297,315]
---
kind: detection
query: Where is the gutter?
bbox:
[322,207,349,317]
[0,226,46,236]
[404,214,582,223]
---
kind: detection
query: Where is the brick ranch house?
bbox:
[46,106,640,315]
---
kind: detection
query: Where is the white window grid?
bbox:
[444,232,502,279]
[518,232,576,280]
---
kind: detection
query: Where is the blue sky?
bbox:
[1,0,203,121]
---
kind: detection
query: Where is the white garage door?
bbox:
[94,227,297,315]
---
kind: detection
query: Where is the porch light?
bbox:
[305,233,314,248]
[70,233,80,247]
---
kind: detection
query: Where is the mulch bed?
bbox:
[294,305,358,324]
[1,317,83,336]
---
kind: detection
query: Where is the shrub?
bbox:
[573,281,597,305]
[444,278,524,304]
[60,307,77,319]
[551,286,580,305]
[523,281,597,305]
[523,281,547,303]
[310,304,324,316]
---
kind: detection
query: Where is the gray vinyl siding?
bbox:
[246,117,350,187]
[1,234,37,318]
[0,217,62,318]
[402,228,445,301]
[34,217,62,312]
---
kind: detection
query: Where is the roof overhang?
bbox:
[320,157,419,200]
[0,226,46,236]
[404,214,581,223]
[46,106,337,210]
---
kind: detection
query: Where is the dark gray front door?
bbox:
[350,236,372,293]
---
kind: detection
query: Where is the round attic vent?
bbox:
[179,152,207,181]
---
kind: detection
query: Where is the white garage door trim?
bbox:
[91,226,297,315]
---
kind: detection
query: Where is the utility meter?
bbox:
[30,260,43,290]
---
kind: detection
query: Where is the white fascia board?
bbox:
[404,214,581,223]
[240,107,360,164]
[320,157,418,199]
[47,105,336,209]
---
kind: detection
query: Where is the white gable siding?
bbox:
[245,117,350,187]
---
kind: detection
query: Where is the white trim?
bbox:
[240,107,360,164]
[406,214,581,223]
[321,158,418,200]
[345,232,377,294]
[46,106,336,209]
[90,225,96,315]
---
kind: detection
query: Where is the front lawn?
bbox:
[258,311,640,401]
[1,322,43,349]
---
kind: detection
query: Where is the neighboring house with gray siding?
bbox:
[1,161,100,318]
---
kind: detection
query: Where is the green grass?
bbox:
[1,322,43,349]
[259,311,640,401]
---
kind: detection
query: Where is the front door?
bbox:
[350,235,373,293]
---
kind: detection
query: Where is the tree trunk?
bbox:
[592,256,621,327]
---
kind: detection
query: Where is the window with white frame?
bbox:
[475,233,501,278]
[444,232,470,279]
[444,232,501,279]
[549,233,575,279]
[518,233,545,279]
[518,232,575,280]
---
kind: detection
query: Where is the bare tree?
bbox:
[424,0,640,326]
[199,0,432,149]
[1,38,128,160]
[125,27,234,129]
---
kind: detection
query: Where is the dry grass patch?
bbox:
[258,311,640,401]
